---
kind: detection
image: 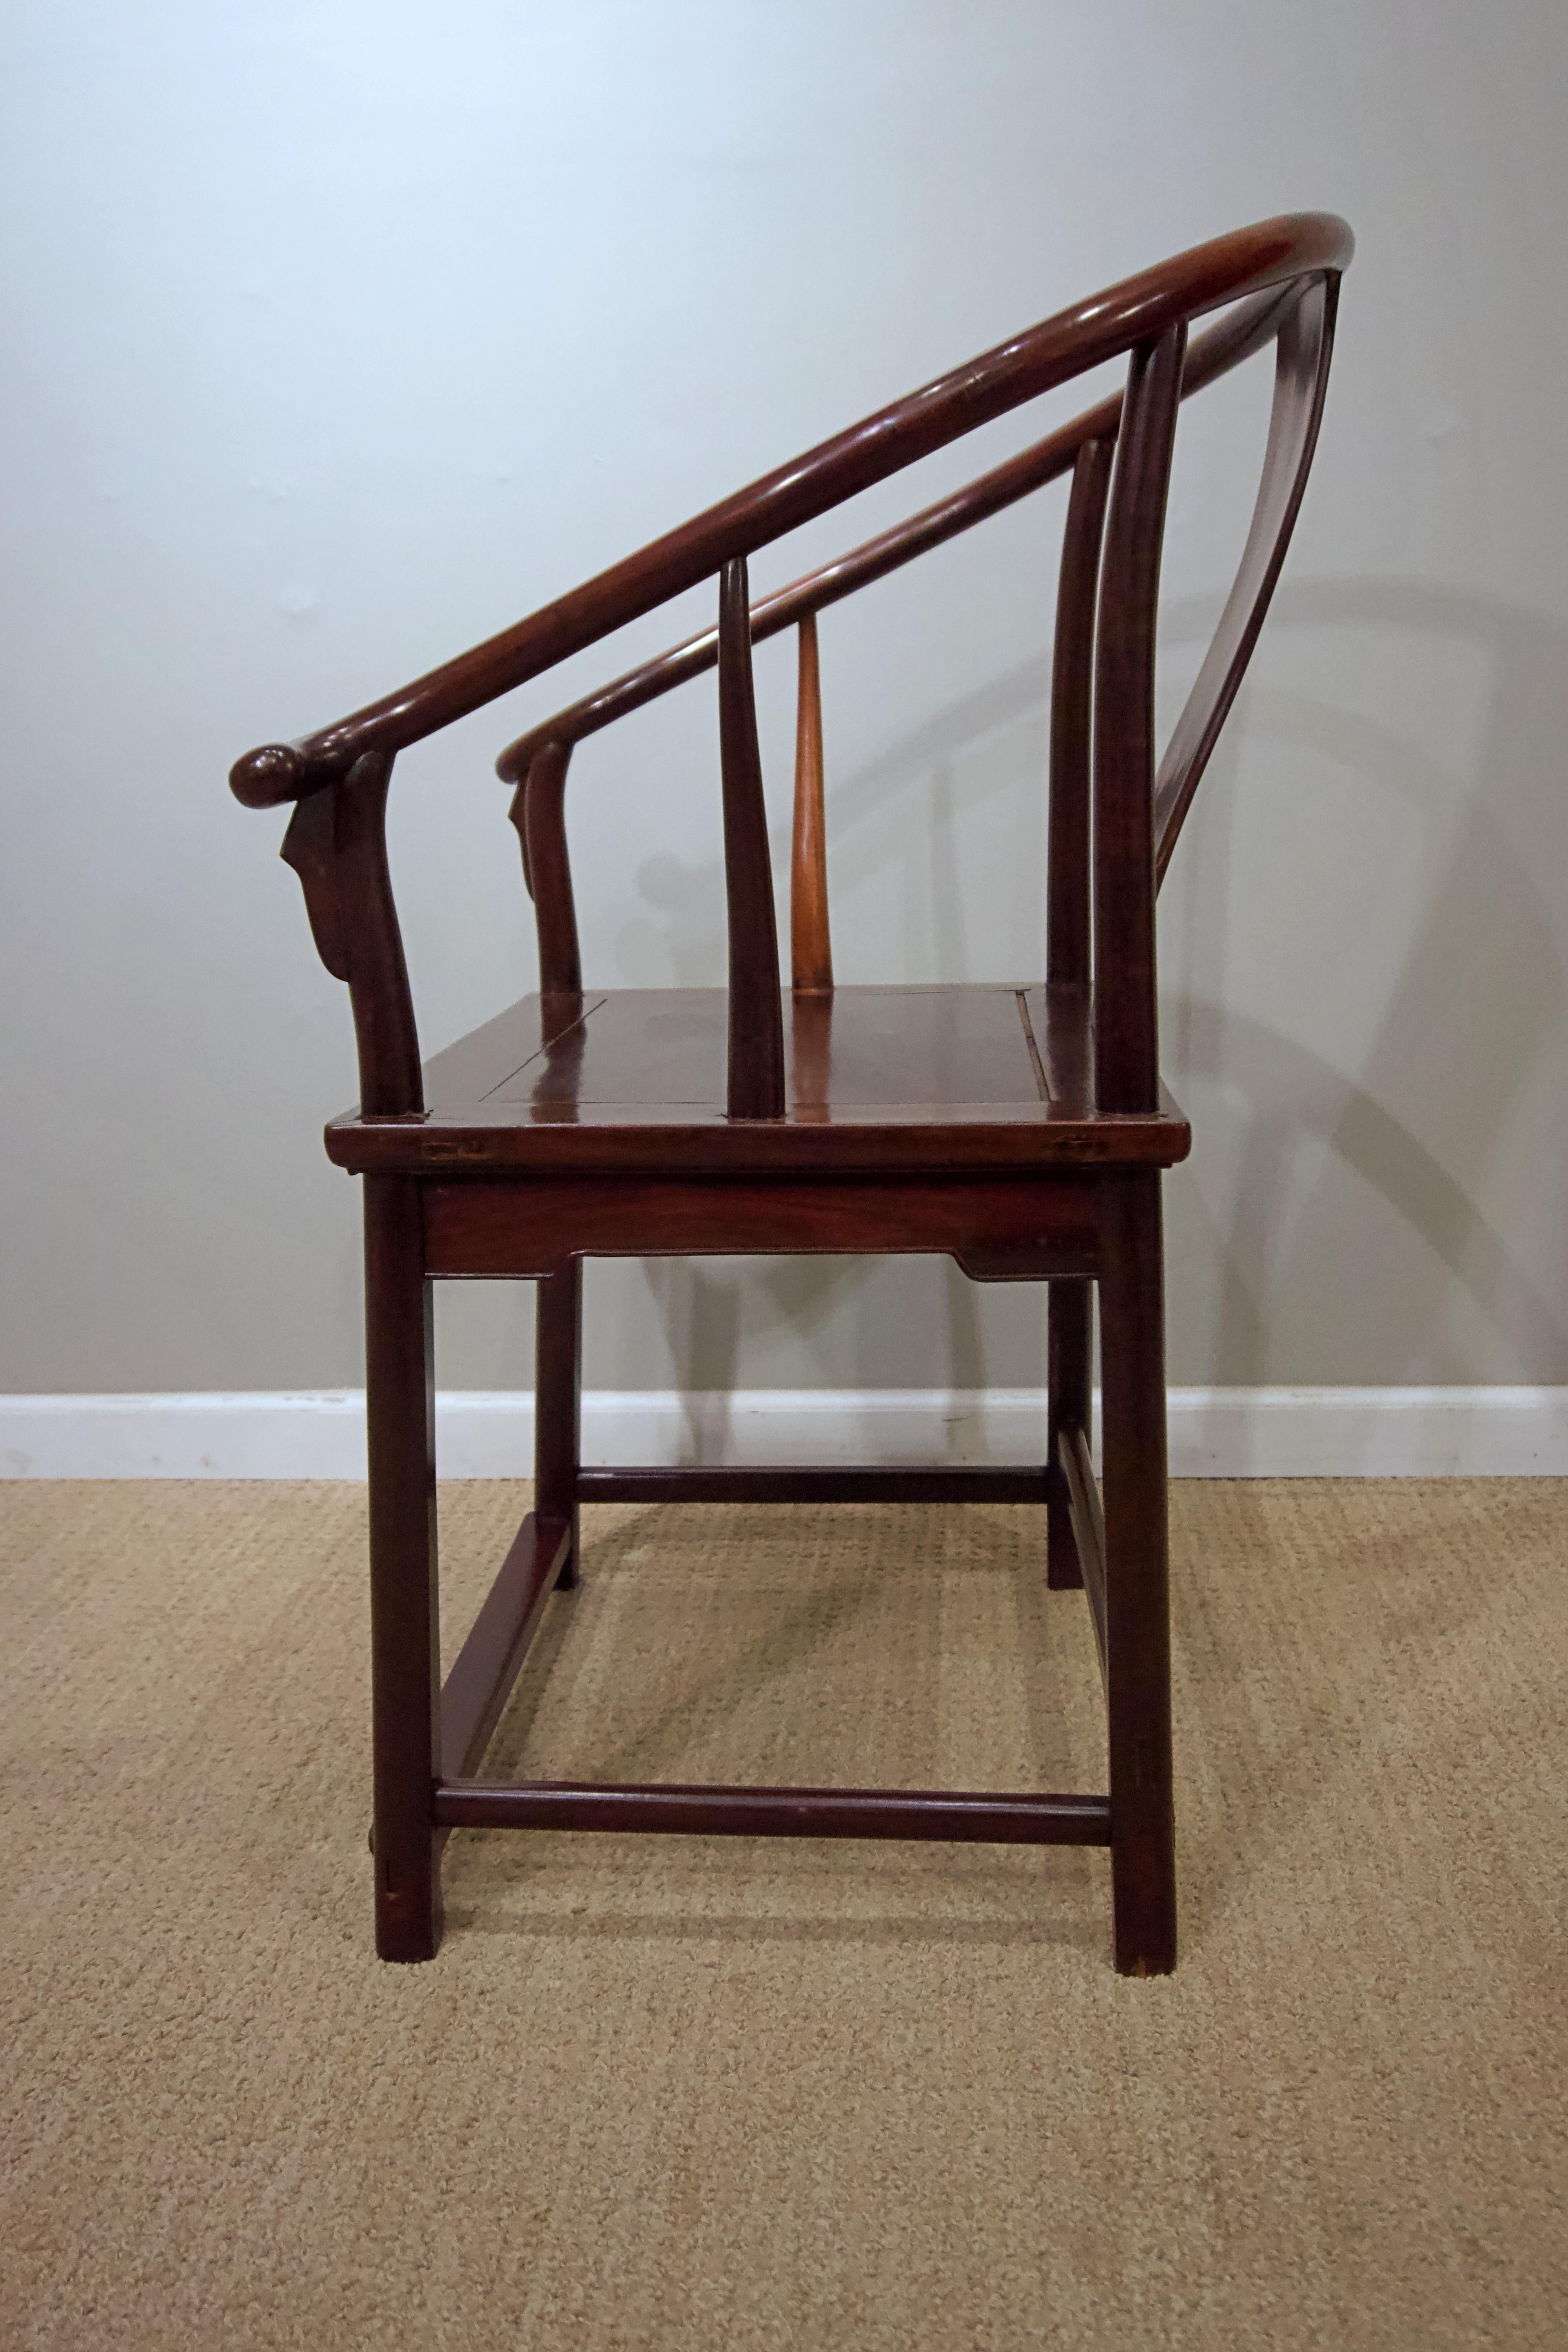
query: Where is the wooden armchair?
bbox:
[231,214,1351,1975]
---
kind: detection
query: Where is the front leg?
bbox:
[365,1175,443,1961]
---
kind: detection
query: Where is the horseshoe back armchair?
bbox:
[231,214,1351,1974]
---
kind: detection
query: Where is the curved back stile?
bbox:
[1092,326,1188,1114]
[1047,437,1115,988]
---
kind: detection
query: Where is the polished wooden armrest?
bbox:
[229,214,1350,811]
[231,214,1348,1131]
[494,281,1297,783]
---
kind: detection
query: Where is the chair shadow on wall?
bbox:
[1153,576,1568,1937]
[626,574,1568,1432]
[1164,577,1568,1388]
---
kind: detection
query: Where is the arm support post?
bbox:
[510,739,582,1005]
[281,750,423,1116]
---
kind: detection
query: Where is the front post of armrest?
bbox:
[509,739,583,1010]
[280,749,423,1117]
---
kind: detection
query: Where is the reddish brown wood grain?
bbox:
[321,987,1191,1181]
[420,1170,1102,1278]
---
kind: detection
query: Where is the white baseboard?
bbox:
[3,1386,1566,1479]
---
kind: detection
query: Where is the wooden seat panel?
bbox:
[327,984,1191,1177]
[483,984,1049,1109]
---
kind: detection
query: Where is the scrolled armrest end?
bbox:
[230,742,306,809]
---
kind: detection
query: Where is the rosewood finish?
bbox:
[231,214,1351,1974]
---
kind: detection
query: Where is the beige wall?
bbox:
[3,0,1565,1397]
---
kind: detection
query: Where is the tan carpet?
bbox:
[2,1479,1564,2349]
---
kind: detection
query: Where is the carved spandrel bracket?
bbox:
[506,781,534,901]
[281,784,351,980]
[279,752,423,1118]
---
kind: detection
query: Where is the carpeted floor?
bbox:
[2,1479,1564,2348]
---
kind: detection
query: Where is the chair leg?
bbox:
[1047,1276,1091,1590]
[364,1176,443,1963]
[535,1261,583,1587]
[1098,1172,1176,1977]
